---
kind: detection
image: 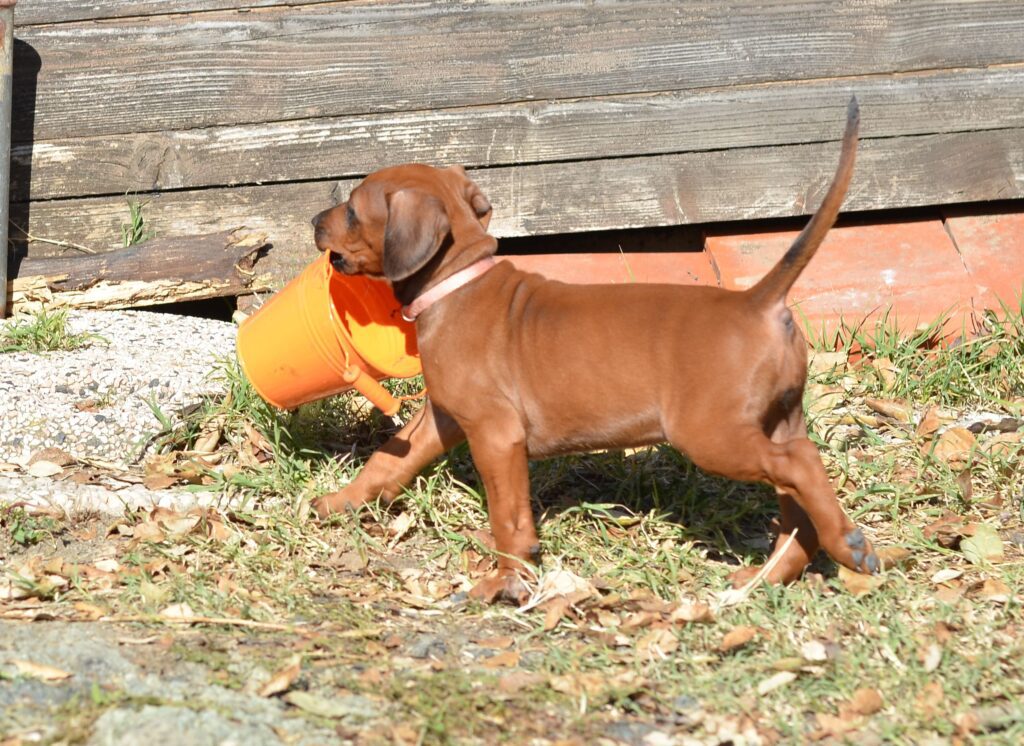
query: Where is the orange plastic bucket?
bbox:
[236,251,420,415]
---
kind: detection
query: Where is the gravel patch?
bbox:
[1,310,239,515]
[0,309,236,468]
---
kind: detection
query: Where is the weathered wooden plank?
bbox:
[14,1,1024,140]
[9,230,271,313]
[14,67,1024,201]
[17,1,341,26]
[17,129,1024,286]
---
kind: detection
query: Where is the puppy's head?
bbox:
[312,164,493,284]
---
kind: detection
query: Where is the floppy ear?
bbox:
[383,189,450,281]
[448,165,492,230]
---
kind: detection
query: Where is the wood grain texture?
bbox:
[14,66,1024,201]
[15,229,266,289]
[14,1,1024,141]
[16,1,341,26]
[10,230,271,312]
[18,128,1024,285]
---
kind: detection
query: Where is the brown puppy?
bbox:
[312,99,878,603]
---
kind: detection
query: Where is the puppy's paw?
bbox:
[844,528,881,575]
[728,559,806,588]
[729,565,765,588]
[312,490,365,519]
[468,569,531,606]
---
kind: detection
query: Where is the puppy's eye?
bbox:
[346,204,358,227]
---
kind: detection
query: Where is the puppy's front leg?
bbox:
[314,400,465,516]
[464,423,539,605]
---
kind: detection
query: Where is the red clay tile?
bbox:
[943,211,1024,311]
[706,221,979,340]
[502,252,718,286]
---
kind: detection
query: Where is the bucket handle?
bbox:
[343,366,402,416]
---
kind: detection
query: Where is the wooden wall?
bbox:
[10,1,1024,283]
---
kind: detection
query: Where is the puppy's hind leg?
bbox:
[314,399,465,517]
[668,424,879,581]
[730,418,819,586]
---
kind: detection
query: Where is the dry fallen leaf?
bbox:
[916,406,955,439]
[152,508,203,538]
[549,670,640,699]
[160,602,196,621]
[621,610,660,631]
[26,460,63,478]
[757,670,797,696]
[12,659,73,682]
[800,640,829,663]
[955,469,974,503]
[28,447,75,467]
[387,512,415,549]
[848,687,884,716]
[475,636,515,650]
[813,711,862,740]
[142,474,179,490]
[838,565,885,596]
[332,550,369,572]
[192,421,223,455]
[283,691,370,720]
[875,546,913,570]
[542,596,573,632]
[720,625,759,653]
[806,384,846,417]
[978,577,1011,603]
[498,671,546,694]
[919,643,942,673]
[669,601,714,625]
[869,357,897,389]
[864,397,912,423]
[961,524,1004,565]
[637,627,679,658]
[916,680,945,718]
[809,350,848,377]
[481,650,521,669]
[550,672,607,698]
[953,711,981,737]
[930,427,976,466]
[930,568,963,585]
[93,558,121,574]
[258,655,302,697]
[72,601,108,621]
[533,569,597,601]
[982,431,1024,458]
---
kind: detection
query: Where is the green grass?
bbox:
[0,307,106,353]
[121,196,153,247]
[5,306,1024,743]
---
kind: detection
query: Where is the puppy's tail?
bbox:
[746,97,860,306]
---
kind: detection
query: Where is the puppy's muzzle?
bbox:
[311,211,348,272]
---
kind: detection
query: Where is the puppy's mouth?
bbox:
[328,252,348,273]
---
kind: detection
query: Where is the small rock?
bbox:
[604,721,658,745]
[407,635,448,660]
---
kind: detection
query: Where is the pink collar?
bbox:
[401,257,497,321]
